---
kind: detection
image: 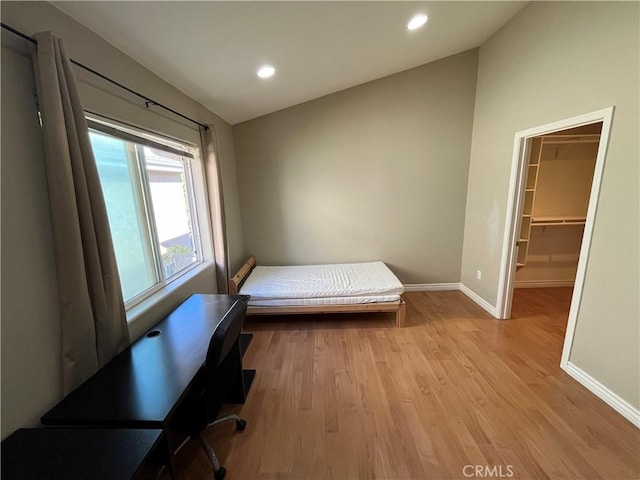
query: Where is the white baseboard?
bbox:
[515,280,575,288]
[405,283,501,319]
[403,283,460,292]
[459,284,500,318]
[562,361,640,429]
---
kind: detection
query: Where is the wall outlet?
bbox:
[476,270,482,280]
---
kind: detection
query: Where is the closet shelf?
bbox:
[541,134,600,145]
[531,215,586,226]
[517,133,597,272]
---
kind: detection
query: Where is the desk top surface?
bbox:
[1,427,164,480]
[41,294,249,427]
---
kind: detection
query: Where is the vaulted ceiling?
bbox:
[53,1,527,124]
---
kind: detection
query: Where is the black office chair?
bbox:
[171,301,249,480]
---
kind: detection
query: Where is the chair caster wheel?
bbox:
[214,466,226,480]
[235,419,247,431]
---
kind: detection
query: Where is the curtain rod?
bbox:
[1,22,209,131]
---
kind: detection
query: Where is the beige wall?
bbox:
[462,2,639,408]
[1,2,244,438]
[233,50,478,284]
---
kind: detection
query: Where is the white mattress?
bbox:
[249,294,402,307]
[239,261,404,306]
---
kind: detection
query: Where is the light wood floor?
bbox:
[169,289,640,479]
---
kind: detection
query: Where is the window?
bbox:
[87,117,203,307]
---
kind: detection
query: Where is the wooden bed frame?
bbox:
[229,256,406,327]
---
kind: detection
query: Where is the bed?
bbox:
[229,256,406,327]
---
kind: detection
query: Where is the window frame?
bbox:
[86,114,205,310]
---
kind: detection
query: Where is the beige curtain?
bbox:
[30,32,129,394]
[200,126,229,293]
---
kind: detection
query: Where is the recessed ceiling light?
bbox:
[257,65,275,79]
[407,13,428,31]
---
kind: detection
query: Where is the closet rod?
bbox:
[1,22,209,131]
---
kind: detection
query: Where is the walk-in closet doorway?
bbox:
[496,107,615,367]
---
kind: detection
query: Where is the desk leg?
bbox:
[138,430,176,479]
[239,332,255,401]
[239,333,253,358]
[242,369,256,397]
[225,340,255,404]
[162,428,182,479]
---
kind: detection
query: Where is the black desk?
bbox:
[1,427,164,480]
[41,294,253,475]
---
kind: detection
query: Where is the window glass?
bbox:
[91,131,158,301]
[88,122,201,306]
[141,147,198,279]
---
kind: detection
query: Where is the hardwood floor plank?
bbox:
[168,289,640,480]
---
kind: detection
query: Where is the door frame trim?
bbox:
[495,107,615,368]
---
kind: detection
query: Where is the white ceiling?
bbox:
[52,1,526,125]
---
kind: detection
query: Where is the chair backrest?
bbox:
[201,299,248,420]
[205,300,248,370]
[170,297,249,434]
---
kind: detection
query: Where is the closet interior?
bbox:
[515,123,602,287]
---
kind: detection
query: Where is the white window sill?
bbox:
[126,261,216,341]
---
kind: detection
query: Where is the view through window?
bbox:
[88,119,201,306]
